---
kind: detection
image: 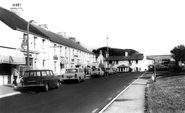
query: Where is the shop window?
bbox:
[0,64,11,75]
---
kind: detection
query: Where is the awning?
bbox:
[0,47,26,64]
[60,57,68,64]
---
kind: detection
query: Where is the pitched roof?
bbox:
[117,64,129,68]
[0,6,49,38]
[146,55,172,60]
[50,32,93,54]
[0,6,93,54]
[106,53,144,61]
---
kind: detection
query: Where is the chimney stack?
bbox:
[57,32,66,38]
[76,41,80,45]
[38,24,48,29]
[11,3,23,17]
[69,37,76,42]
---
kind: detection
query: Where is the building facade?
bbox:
[0,4,95,85]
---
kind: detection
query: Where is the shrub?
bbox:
[169,65,184,72]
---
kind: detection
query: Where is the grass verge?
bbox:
[146,72,185,113]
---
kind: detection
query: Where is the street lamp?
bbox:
[106,36,109,68]
[27,20,34,70]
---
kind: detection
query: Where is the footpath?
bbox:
[100,72,153,113]
[0,72,153,113]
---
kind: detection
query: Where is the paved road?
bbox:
[0,72,144,113]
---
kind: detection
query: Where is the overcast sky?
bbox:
[0,0,185,55]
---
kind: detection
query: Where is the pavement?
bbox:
[0,83,22,99]
[0,72,153,113]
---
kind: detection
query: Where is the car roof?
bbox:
[25,69,52,72]
[66,68,81,69]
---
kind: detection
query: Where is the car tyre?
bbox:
[55,81,60,89]
[78,77,81,83]
[44,83,49,92]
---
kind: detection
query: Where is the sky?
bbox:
[0,0,185,55]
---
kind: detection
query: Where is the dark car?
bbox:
[22,70,60,91]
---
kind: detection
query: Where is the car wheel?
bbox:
[44,83,49,92]
[83,75,86,81]
[55,81,60,89]
[78,77,81,83]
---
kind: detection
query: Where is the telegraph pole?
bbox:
[106,36,109,68]
[27,20,34,70]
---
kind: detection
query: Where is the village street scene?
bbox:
[0,1,185,113]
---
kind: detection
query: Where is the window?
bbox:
[46,71,51,76]
[34,36,37,49]
[36,72,41,76]
[54,44,56,55]
[60,46,62,56]
[42,71,47,76]
[65,47,67,57]
[43,60,46,68]
[42,39,45,50]
[50,71,54,76]
[24,72,29,77]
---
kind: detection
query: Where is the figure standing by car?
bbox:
[13,66,19,87]
[84,67,87,75]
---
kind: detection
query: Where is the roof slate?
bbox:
[0,6,49,38]
[0,6,93,54]
[146,55,172,60]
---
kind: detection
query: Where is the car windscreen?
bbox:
[66,69,78,73]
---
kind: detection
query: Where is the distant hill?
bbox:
[92,47,139,58]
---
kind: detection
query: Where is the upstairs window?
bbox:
[54,44,56,55]
[42,39,45,50]
[65,47,67,57]
[34,36,37,49]
[60,46,62,56]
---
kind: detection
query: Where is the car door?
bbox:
[47,70,57,86]
[78,68,82,78]
[41,71,51,86]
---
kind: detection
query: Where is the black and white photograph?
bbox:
[0,0,185,113]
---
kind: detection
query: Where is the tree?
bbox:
[92,46,139,58]
[170,44,185,65]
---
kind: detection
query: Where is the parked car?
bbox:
[22,70,60,91]
[112,67,118,73]
[61,68,85,83]
[86,67,92,75]
[91,68,104,77]
[105,68,114,75]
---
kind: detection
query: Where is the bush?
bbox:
[169,65,185,72]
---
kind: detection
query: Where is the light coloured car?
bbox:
[112,67,118,73]
[61,68,85,83]
[105,68,114,75]
[91,68,104,77]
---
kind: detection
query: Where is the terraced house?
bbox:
[0,3,95,85]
